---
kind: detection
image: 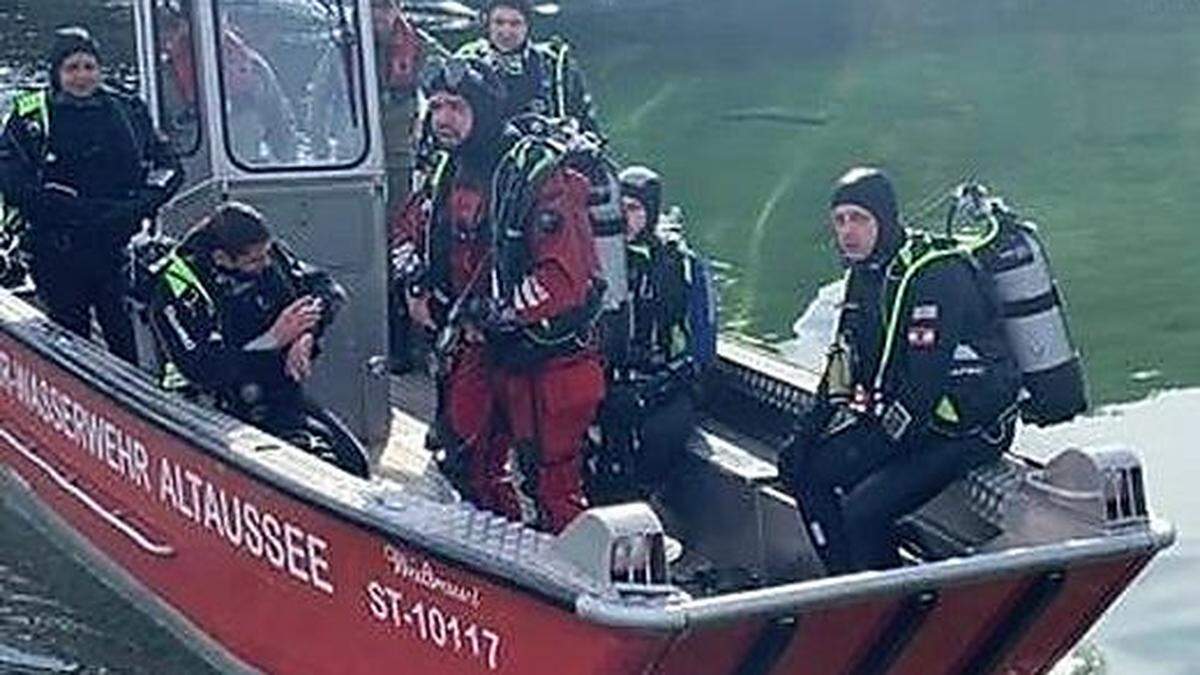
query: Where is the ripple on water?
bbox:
[0,642,81,673]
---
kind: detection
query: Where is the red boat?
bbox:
[0,1,1174,673]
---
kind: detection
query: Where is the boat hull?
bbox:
[0,325,1170,675]
[0,331,668,674]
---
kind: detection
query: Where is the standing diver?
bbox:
[589,165,715,502]
[0,27,182,362]
[455,0,601,135]
[784,168,1020,574]
[392,59,605,532]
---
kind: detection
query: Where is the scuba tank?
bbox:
[587,163,633,364]
[951,185,1088,426]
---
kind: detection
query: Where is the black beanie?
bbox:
[830,167,897,230]
[830,167,903,263]
[618,165,663,223]
[47,26,102,91]
[484,0,533,20]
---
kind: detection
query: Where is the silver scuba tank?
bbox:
[577,158,633,364]
[984,216,1088,425]
[586,164,630,313]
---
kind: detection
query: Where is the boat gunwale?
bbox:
[577,518,1176,630]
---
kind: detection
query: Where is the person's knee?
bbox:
[841,493,889,535]
[637,391,695,484]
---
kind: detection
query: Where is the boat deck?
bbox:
[375,370,784,505]
[372,372,457,503]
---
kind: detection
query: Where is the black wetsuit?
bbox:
[787,232,1020,574]
[594,227,700,502]
[455,38,601,136]
[0,86,180,362]
[148,242,369,478]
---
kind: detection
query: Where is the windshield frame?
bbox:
[210,0,372,174]
[151,0,204,158]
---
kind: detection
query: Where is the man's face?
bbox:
[487,7,529,53]
[830,204,879,262]
[58,52,101,98]
[215,240,272,276]
[621,196,648,241]
[429,92,475,148]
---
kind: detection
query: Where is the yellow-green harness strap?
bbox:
[1,91,51,234]
[161,252,214,307]
[428,150,451,194]
[156,252,214,391]
[13,90,50,130]
[872,237,970,392]
[552,41,569,118]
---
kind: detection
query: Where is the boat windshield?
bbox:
[152,0,202,157]
[213,0,369,171]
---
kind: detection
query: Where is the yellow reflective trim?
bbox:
[12,91,49,131]
[935,395,960,424]
[162,254,213,306]
[15,91,45,117]
[872,238,969,391]
[553,42,569,118]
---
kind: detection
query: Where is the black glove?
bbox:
[470,297,519,334]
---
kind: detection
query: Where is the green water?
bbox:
[569,0,1200,406]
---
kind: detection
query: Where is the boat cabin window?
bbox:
[152,0,202,157]
[213,0,369,171]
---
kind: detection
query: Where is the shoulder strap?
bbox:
[454,38,491,59]
[160,252,214,307]
[12,90,50,130]
[540,38,571,118]
[872,231,970,391]
[426,149,452,197]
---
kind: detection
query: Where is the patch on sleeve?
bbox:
[907,325,937,349]
[513,276,551,312]
[912,303,939,321]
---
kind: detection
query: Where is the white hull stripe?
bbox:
[0,425,176,557]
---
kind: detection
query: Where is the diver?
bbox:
[455,0,601,135]
[0,27,182,363]
[147,202,370,478]
[783,167,1020,575]
[590,165,716,502]
[392,59,605,532]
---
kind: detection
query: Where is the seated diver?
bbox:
[589,165,717,503]
[782,168,1019,575]
[146,202,370,477]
